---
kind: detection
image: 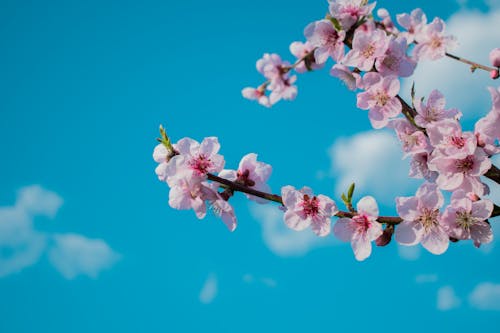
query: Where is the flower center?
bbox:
[301,194,320,217]
[455,155,474,173]
[450,136,465,148]
[375,91,389,106]
[418,208,439,230]
[430,37,442,49]
[189,154,213,175]
[362,44,376,58]
[352,214,371,233]
[455,210,476,231]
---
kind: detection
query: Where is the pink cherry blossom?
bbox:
[395,183,449,255]
[441,190,493,247]
[168,177,212,219]
[256,53,287,80]
[377,8,399,35]
[268,75,298,105]
[426,119,477,158]
[390,118,430,158]
[489,48,500,67]
[375,36,416,77]
[281,186,338,236]
[342,28,390,71]
[304,20,346,64]
[333,196,383,261]
[396,8,427,44]
[165,137,225,186]
[289,41,323,73]
[329,64,361,90]
[328,0,376,31]
[428,148,491,196]
[475,87,500,154]
[153,143,171,181]
[409,152,438,182]
[412,17,456,61]
[356,72,402,128]
[219,153,272,204]
[414,90,461,128]
[241,87,270,107]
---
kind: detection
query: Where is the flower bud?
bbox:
[489,48,500,67]
[490,69,499,80]
[375,225,394,247]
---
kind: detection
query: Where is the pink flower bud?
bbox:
[490,69,500,80]
[489,48,500,67]
[467,192,480,202]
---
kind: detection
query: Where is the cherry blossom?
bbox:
[304,20,346,64]
[489,48,500,67]
[375,36,416,77]
[289,41,323,73]
[333,196,383,261]
[395,183,449,255]
[377,8,399,35]
[390,118,430,158]
[153,143,172,181]
[426,120,477,158]
[329,64,361,90]
[412,17,456,61]
[219,153,272,204]
[414,89,461,128]
[428,148,491,196]
[409,152,438,182]
[328,0,376,31]
[441,190,493,247]
[396,8,427,44]
[356,72,402,128]
[281,186,338,236]
[475,87,500,154]
[241,87,270,107]
[165,137,225,186]
[342,28,390,71]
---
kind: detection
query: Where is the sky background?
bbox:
[1,0,500,332]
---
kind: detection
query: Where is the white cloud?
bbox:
[48,234,120,279]
[401,8,500,120]
[398,244,421,261]
[437,286,461,311]
[242,273,277,288]
[469,282,500,310]
[199,273,218,304]
[0,185,119,279]
[16,185,63,218]
[250,204,339,257]
[415,274,438,284]
[329,131,420,206]
[0,207,46,277]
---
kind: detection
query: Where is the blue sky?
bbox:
[1,0,499,332]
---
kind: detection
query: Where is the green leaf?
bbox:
[347,183,355,201]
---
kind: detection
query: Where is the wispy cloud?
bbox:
[401,7,500,119]
[199,273,218,304]
[397,245,421,261]
[49,234,120,279]
[437,286,461,311]
[469,282,500,311]
[415,274,438,284]
[329,131,420,206]
[249,204,338,257]
[0,185,119,279]
[243,273,277,288]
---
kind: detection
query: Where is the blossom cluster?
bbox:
[155,0,499,262]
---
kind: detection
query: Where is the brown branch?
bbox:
[208,173,403,225]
